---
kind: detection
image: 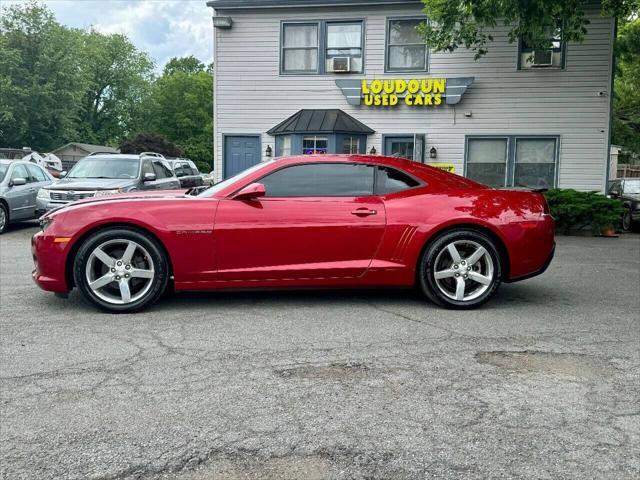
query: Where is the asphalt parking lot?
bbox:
[1,222,639,480]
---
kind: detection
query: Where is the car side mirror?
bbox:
[10,177,27,187]
[143,172,157,182]
[59,171,67,178]
[232,182,266,201]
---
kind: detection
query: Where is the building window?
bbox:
[386,18,428,72]
[342,136,360,154]
[281,136,291,156]
[519,23,564,69]
[514,138,557,189]
[303,136,328,154]
[465,136,558,188]
[282,23,319,73]
[326,22,363,73]
[466,138,509,188]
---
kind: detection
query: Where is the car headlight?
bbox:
[37,188,50,200]
[94,189,121,197]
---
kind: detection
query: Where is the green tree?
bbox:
[163,55,206,76]
[420,0,639,58]
[76,30,154,146]
[613,19,640,160]
[142,62,213,172]
[0,1,85,150]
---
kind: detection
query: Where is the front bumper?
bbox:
[31,231,71,294]
[36,197,71,216]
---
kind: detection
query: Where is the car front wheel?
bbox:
[419,229,502,309]
[73,228,169,313]
[0,204,8,234]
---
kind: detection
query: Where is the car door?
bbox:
[140,160,159,191]
[213,162,386,281]
[5,164,35,220]
[153,160,180,190]
[25,164,50,218]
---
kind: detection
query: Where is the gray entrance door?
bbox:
[224,136,261,179]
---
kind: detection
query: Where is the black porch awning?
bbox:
[267,109,375,136]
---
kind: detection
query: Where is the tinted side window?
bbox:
[141,161,154,177]
[27,164,48,182]
[261,163,374,197]
[376,166,420,194]
[11,164,29,182]
[152,161,172,179]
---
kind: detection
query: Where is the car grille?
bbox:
[50,191,96,202]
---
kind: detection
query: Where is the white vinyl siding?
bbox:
[213,3,614,192]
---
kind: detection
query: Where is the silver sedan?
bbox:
[0,160,55,234]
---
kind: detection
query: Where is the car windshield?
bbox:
[198,161,275,197]
[623,180,640,194]
[0,163,8,182]
[67,158,140,179]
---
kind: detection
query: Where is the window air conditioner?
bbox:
[329,57,351,73]
[531,49,554,67]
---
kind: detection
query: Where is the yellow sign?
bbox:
[428,163,456,173]
[361,78,446,107]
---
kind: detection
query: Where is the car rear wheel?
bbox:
[74,228,169,313]
[0,204,7,234]
[419,229,502,309]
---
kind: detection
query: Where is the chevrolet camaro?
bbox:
[32,155,555,313]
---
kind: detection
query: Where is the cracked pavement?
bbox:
[1,222,639,479]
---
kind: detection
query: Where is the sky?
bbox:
[2,0,214,71]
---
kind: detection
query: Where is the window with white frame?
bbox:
[342,136,360,154]
[281,136,292,156]
[303,136,328,155]
[326,22,363,73]
[519,23,564,69]
[282,23,319,73]
[466,136,558,188]
[386,18,428,72]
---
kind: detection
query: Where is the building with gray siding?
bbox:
[207,0,615,191]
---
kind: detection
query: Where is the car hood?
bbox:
[46,178,136,190]
[44,190,190,217]
[623,193,640,201]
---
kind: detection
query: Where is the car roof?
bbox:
[82,154,141,160]
[273,154,482,187]
[0,159,34,166]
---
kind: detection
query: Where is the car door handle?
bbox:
[351,208,377,217]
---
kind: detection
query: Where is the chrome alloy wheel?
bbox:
[85,239,155,305]
[433,240,494,302]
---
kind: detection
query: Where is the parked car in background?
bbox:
[608,178,640,231]
[201,171,216,187]
[0,160,55,234]
[166,159,204,189]
[36,152,181,214]
[33,155,555,313]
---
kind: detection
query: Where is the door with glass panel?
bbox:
[384,136,415,160]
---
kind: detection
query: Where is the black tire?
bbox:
[0,203,8,234]
[73,228,169,313]
[418,229,502,309]
[622,209,632,232]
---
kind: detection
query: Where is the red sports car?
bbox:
[32,155,555,312]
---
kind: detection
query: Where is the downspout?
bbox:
[605,16,618,191]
